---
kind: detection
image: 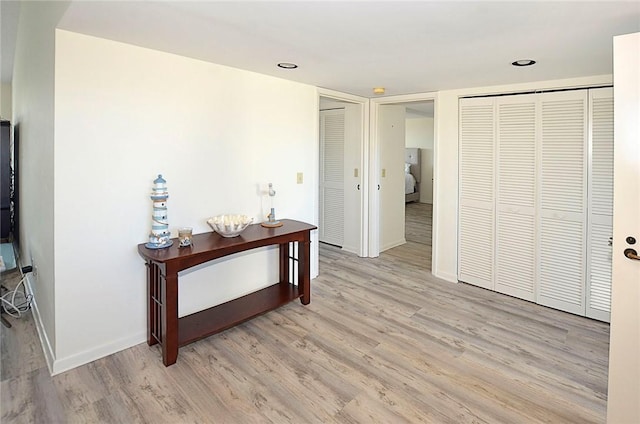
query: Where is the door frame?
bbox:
[317,88,369,257]
[370,92,438,260]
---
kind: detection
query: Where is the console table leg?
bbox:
[161,271,179,366]
[279,243,289,284]
[146,261,158,346]
[300,240,311,305]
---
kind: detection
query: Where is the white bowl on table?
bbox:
[207,214,254,237]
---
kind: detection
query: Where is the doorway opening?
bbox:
[373,98,435,271]
[404,102,434,270]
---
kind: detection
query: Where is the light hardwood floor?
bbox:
[1,219,609,423]
[404,202,432,271]
[405,202,432,247]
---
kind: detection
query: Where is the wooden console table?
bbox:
[137,219,316,366]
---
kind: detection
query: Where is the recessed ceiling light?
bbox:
[512,59,536,67]
[277,62,298,69]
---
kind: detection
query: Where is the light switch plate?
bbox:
[297,172,303,184]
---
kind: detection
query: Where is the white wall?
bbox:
[1,83,12,119]
[53,30,319,373]
[406,117,433,149]
[432,74,613,283]
[12,1,70,369]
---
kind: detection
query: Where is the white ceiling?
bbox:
[3,1,640,98]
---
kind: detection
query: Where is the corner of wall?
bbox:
[24,273,55,375]
[432,268,458,284]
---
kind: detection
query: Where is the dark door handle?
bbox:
[624,248,640,261]
[357,184,360,190]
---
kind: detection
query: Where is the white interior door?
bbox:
[495,94,537,301]
[607,32,640,424]
[318,100,364,253]
[458,97,495,290]
[378,105,406,252]
[341,104,363,254]
[319,109,345,246]
[459,90,613,319]
[537,90,588,316]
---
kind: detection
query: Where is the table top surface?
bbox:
[137,219,316,263]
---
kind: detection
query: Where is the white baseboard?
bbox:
[23,268,146,376]
[25,273,55,375]
[432,269,458,283]
[341,244,359,255]
[380,238,406,253]
[52,331,146,375]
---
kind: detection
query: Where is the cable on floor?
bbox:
[1,266,33,318]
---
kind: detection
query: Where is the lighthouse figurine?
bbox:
[145,174,173,249]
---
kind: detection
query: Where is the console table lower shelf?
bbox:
[138,219,316,366]
[178,281,300,347]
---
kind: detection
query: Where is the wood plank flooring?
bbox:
[1,219,610,423]
[405,202,432,246]
[402,201,432,271]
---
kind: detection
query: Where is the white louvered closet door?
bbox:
[458,98,495,290]
[587,88,614,322]
[537,90,588,316]
[495,95,537,301]
[319,110,345,246]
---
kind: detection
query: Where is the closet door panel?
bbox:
[458,98,495,289]
[587,88,614,321]
[591,91,615,216]
[539,215,585,314]
[589,221,613,318]
[496,211,535,297]
[319,110,345,246]
[495,98,536,300]
[537,91,587,315]
[459,205,494,288]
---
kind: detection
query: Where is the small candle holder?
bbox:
[178,227,193,247]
